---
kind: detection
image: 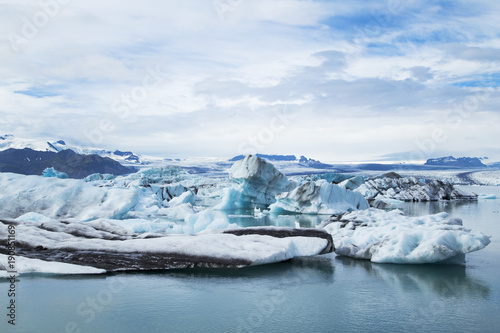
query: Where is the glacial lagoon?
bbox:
[1,186,499,333]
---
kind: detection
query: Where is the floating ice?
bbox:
[183,209,238,234]
[42,167,68,179]
[269,180,369,214]
[215,155,293,209]
[0,254,105,276]
[479,194,497,200]
[320,208,491,264]
[353,173,477,202]
[0,173,139,221]
[0,219,333,274]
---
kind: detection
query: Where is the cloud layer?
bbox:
[1,0,500,162]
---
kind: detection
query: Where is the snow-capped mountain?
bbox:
[0,134,147,165]
[424,156,487,168]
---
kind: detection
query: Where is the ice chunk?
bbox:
[42,167,68,179]
[158,203,197,220]
[0,173,139,221]
[478,194,497,200]
[183,209,238,234]
[320,208,491,264]
[84,173,115,182]
[338,175,364,190]
[0,254,105,276]
[0,219,333,274]
[355,173,478,202]
[168,190,198,206]
[215,155,292,209]
[269,180,369,215]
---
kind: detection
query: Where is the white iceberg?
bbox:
[0,218,333,274]
[0,173,139,221]
[269,180,369,214]
[320,208,491,264]
[215,155,292,210]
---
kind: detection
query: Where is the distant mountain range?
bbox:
[424,156,487,168]
[0,148,136,178]
[0,134,143,165]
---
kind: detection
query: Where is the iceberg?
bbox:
[269,180,369,214]
[42,167,68,179]
[215,155,292,210]
[0,218,333,274]
[320,208,491,264]
[353,172,477,203]
[0,173,139,221]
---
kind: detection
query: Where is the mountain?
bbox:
[0,134,144,165]
[424,156,487,168]
[0,148,136,178]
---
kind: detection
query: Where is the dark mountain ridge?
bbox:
[0,148,136,178]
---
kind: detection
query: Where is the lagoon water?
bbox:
[1,186,499,333]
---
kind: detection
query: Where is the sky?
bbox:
[1,0,500,163]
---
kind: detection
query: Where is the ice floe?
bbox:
[0,218,333,275]
[320,208,491,264]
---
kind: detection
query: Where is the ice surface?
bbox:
[269,180,369,214]
[183,209,239,234]
[0,254,105,277]
[338,175,364,190]
[320,208,491,264]
[353,173,477,202]
[0,173,139,221]
[469,170,500,186]
[0,219,331,274]
[215,155,293,209]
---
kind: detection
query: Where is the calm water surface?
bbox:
[1,186,499,333]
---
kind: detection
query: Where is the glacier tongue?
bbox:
[320,208,491,264]
[269,180,369,214]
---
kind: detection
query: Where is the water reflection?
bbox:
[336,256,490,299]
[399,200,478,217]
[116,255,335,285]
[212,209,328,228]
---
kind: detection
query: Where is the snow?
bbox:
[0,254,106,277]
[320,208,491,264]
[269,180,369,214]
[215,155,293,209]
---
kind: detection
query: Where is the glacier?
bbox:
[320,208,491,264]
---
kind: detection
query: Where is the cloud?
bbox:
[1,0,500,161]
